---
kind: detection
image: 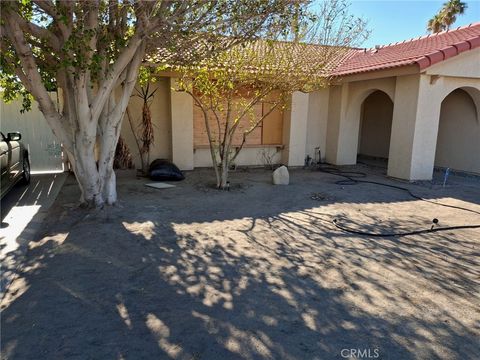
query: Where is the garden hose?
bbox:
[316,164,480,237]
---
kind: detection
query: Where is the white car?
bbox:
[1,131,30,198]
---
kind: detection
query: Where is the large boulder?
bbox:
[272,165,289,185]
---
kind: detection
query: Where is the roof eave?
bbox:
[330,64,420,83]
[417,36,480,71]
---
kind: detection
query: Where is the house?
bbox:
[3,23,479,179]
[324,22,480,179]
[122,22,480,180]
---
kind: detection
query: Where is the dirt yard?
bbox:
[1,165,479,360]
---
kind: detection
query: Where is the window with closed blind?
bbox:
[193,96,283,147]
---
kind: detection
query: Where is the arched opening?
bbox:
[357,90,394,167]
[435,88,480,174]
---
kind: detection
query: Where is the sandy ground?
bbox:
[1,165,479,360]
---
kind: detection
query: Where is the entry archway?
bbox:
[435,87,480,174]
[357,90,394,165]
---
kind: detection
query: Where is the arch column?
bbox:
[325,84,355,164]
[388,74,442,180]
[282,91,309,166]
[170,78,194,170]
[325,80,395,165]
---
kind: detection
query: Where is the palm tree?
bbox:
[428,14,446,33]
[441,0,468,30]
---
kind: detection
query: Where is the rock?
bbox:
[272,166,289,185]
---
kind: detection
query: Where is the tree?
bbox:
[427,14,446,33]
[441,0,467,29]
[173,0,369,189]
[0,0,304,207]
[427,0,467,33]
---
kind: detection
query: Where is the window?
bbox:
[193,96,283,147]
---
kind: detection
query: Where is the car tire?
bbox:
[21,157,31,185]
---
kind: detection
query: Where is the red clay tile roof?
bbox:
[149,23,480,79]
[331,22,480,77]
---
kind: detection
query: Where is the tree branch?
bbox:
[231,102,280,163]
[91,29,145,123]
[8,6,61,51]
[3,14,72,150]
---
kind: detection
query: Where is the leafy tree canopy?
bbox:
[1,0,307,206]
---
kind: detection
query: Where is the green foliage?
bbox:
[138,66,159,88]
[0,51,32,112]
[428,0,467,33]
[0,76,33,113]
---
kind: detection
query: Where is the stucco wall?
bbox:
[325,84,347,164]
[435,89,480,174]
[426,48,480,78]
[358,91,393,158]
[170,79,194,170]
[388,74,480,180]
[120,78,172,169]
[193,146,282,167]
[282,91,309,166]
[325,78,395,165]
[306,88,329,162]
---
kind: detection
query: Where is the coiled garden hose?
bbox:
[316,164,480,237]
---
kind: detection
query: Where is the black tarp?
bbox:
[149,159,185,181]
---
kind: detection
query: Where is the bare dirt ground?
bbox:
[1,165,479,360]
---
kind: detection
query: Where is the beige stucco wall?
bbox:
[358,90,394,158]
[121,78,288,170]
[170,79,194,170]
[435,89,480,174]
[388,74,480,180]
[325,85,346,164]
[426,48,480,78]
[325,78,395,165]
[387,74,421,179]
[282,91,309,166]
[120,78,172,169]
[325,47,479,181]
[193,146,283,168]
[306,88,329,162]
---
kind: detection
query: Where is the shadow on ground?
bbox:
[0,173,67,297]
[1,167,479,359]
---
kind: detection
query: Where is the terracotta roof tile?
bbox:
[331,22,480,76]
[147,39,356,77]
[148,23,479,79]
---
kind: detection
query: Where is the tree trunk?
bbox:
[5,15,146,208]
[70,133,119,207]
[98,129,120,205]
[74,42,145,207]
[218,163,230,189]
[217,145,230,190]
[213,157,221,189]
[72,139,103,207]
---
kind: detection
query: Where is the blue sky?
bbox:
[343,0,480,48]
